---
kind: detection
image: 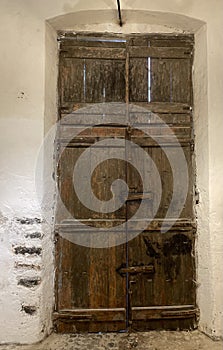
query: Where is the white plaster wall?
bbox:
[0,0,222,344]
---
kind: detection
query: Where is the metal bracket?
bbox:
[117,0,123,27]
[117,264,154,276]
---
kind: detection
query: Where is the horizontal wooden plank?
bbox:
[61,112,191,125]
[58,31,127,40]
[129,113,191,125]
[54,319,126,333]
[58,141,192,148]
[132,306,198,320]
[57,138,192,148]
[60,47,126,59]
[60,46,193,59]
[60,102,192,115]
[150,39,194,48]
[127,219,196,232]
[60,38,126,48]
[58,125,126,139]
[59,32,194,40]
[54,308,126,322]
[55,219,196,233]
[129,46,192,58]
[58,125,191,144]
[130,102,192,114]
[130,125,191,138]
[129,34,194,47]
[55,219,126,232]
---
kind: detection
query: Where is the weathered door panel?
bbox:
[55,33,197,332]
[55,237,127,332]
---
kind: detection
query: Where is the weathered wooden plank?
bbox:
[61,112,191,127]
[151,58,192,104]
[58,125,126,142]
[54,308,126,321]
[60,47,126,59]
[58,125,191,144]
[59,58,85,103]
[56,218,196,232]
[131,102,192,113]
[132,306,198,319]
[171,59,192,103]
[130,126,191,140]
[84,59,126,103]
[55,237,90,309]
[59,102,192,115]
[151,58,170,102]
[129,113,191,125]
[150,39,194,49]
[126,220,196,233]
[129,46,192,58]
[54,319,126,333]
[89,245,126,309]
[129,58,148,102]
[131,318,197,331]
[59,32,194,42]
[59,31,127,41]
[129,34,194,46]
[60,40,126,49]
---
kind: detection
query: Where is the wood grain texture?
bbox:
[151,58,192,103]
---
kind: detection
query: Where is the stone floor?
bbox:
[0,331,222,350]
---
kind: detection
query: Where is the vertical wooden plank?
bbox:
[59,58,85,103]
[89,140,127,310]
[57,238,90,309]
[171,59,191,104]
[89,245,126,309]
[151,58,191,103]
[85,59,126,102]
[129,58,148,102]
[157,146,173,219]
[151,59,171,102]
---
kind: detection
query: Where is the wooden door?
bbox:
[54,33,198,332]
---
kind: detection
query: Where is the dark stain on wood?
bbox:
[143,237,161,259]
[163,234,192,256]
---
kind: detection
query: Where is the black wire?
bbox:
[117,0,123,27]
